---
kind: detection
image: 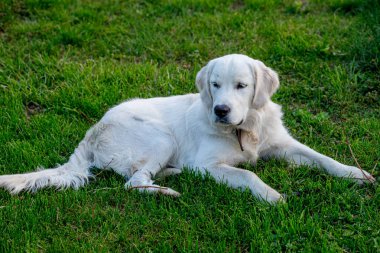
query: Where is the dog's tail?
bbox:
[0,137,94,194]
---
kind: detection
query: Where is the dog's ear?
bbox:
[196,61,215,108]
[251,60,279,109]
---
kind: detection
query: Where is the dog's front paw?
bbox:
[344,166,376,185]
[263,189,286,205]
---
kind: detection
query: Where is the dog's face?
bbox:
[196,54,279,127]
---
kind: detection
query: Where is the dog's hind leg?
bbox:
[126,169,181,197]
[93,115,181,196]
[124,140,181,197]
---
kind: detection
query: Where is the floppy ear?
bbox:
[196,61,215,109]
[251,60,280,109]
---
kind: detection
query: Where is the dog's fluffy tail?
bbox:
[0,138,94,194]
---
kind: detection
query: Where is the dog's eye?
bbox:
[212,82,220,88]
[236,83,247,89]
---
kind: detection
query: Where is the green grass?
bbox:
[0,0,379,251]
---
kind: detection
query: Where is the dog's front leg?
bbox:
[193,164,284,204]
[263,137,375,184]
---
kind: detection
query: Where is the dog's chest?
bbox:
[220,130,260,165]
[239,130,259,161]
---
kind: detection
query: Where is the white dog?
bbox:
[0,54,375,203]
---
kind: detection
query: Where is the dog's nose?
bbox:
[214,104,231,118]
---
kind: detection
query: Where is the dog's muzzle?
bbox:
[214,104,230,118]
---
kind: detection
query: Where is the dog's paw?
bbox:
[126,183,181,197]
[263,190,286,205]
[158,187,181,197]
[343,166,376,185]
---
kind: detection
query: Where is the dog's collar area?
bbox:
[235,129,244,151]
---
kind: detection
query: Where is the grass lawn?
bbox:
[0,0,379,251]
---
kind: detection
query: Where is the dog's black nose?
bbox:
[214,104,231,118]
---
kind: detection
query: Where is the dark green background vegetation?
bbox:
[0,0,379,251]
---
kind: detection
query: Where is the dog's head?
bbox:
[196,54,279,127]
